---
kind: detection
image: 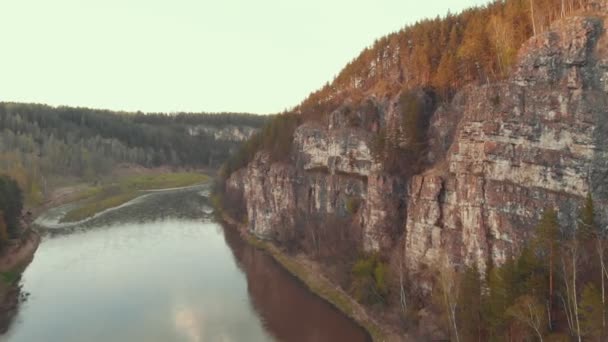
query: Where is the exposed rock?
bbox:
[228,14,608,288]
[406,16,608,275]
[188,124,257,142]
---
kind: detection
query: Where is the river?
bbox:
[0,185,370,342]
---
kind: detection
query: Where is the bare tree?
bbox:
[398,245,407,314]
[488,15,513,76]
[594,227,608,329]
[530,0,537,36]
[507,295,546,342]
[561,238,582,342]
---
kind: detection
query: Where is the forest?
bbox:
[0,102,267,204]
[299,0,594,115]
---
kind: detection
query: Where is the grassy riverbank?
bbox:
[60,172,209,223]
[216,208,392,342]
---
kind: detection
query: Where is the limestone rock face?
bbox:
[228,99,397,250]
[294,124,373,177]
[406,16,608,274]
[188,125,257,142]
[228,14,608,278]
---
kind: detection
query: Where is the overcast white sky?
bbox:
[0,0,490,114]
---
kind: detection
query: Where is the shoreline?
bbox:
[42,173,210,225]
[217,210,403,342]
[0,229,41,332]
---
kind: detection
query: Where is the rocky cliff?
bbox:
[227,13,608,290]
[188,124,257,142]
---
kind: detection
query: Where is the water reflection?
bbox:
[223,227,370,342]
[2,185,369,342]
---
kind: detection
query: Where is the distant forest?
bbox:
[0,102,268,203]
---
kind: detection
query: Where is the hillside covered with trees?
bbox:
[0,102,268,204]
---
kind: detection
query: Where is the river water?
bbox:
[0,185,370,342]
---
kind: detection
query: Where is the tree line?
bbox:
[298,0,594,117]
[0,102,268,204]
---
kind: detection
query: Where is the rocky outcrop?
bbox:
[406,16,608,274]
[228,100,408,252]
[188,124,257,142]
[227,14,608,283]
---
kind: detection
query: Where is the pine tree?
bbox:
[579,282,604,340]
[485,260,516,339]
[457,265,483,341]
[535,208,560,328]
[579,193,595,240]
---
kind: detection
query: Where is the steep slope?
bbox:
[222,1,608,338]
[406,15,608,276]
[228,12,608,266]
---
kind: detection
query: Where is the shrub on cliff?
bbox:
[352,254,389,305]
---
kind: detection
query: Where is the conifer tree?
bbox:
[579,282,604,340]
[535,208,560,328]
[457,265,483,341]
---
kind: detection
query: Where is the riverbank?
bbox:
[217,209,403,342]
[0,229,41,331]
[59,172,209,223]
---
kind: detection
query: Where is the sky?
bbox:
[0,0,490,115]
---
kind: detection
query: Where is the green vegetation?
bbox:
[0,271,19,284]
[61,172,209,223]
[437,194,608,341]
[345,197,361,215]
[352,254,389,305]
[0,102,267,204]
[0,175,23,242]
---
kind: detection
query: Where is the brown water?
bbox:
[1,185,370,342]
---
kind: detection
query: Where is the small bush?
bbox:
[345,197,361,215]
[351,254,389,305]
